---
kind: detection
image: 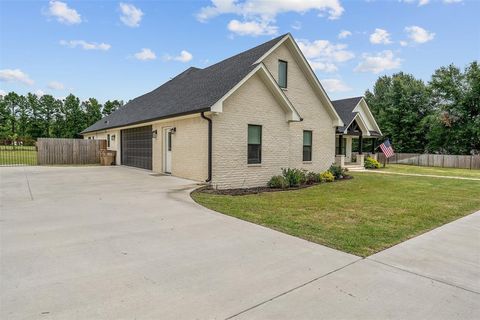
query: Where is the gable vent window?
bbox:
[278,60,288,88]
[248,124,262,164]
[303,130,312,161]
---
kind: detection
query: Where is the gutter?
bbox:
[200,112,212,183]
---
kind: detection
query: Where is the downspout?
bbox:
[200,112,212,183]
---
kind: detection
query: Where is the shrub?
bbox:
[329,164,343,179]
[305,171,321,184]
[364,156,381,169]
[320,170,335,182]
[282,168,305,187]
[268,175,287,189]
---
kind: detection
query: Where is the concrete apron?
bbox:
[1,166,479,319]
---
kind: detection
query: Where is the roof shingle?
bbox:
[82,34,288,133]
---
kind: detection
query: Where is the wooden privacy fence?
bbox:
[37,138,107,165]
[378,152,480,170]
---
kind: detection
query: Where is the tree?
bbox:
[83,98,102,127]
[426,62,480,154]
[63,94,86,138]
[38,95,61,138]
[102,99,122,116]
[365,72,431,153]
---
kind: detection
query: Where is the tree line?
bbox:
[365,61,479,155]
[1,61,478,154]
[0,93,123,144]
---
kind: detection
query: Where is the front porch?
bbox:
[334,120,381,169]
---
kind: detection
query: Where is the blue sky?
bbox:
[0,0,478,102]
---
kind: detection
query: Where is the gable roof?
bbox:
[82,34,289,134]
[255,34,344,127]
[332,96,382,136]
[331,96,363,133]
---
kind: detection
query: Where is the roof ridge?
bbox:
[204,33,289,70]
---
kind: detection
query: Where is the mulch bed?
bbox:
[194,175,353,196]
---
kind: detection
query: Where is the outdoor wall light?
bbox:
[171,127,176,134]
[111,134,115,141]
[152,130,158,139]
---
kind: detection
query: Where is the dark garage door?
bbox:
[121,125,152,170]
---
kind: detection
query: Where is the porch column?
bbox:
[337,135,343,155]
[345,137,352,163]
[358,133,363,155]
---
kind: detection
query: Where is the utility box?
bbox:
[100,149,117,166]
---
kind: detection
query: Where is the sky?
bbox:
[0,0,478,102]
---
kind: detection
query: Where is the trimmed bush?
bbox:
[364,156,381,169]
[329,164,343,179]
[305,171,321,184]
[268,175,287,189]
[321,171,335,182]
[282,168,305,187]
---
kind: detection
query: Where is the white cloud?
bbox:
[443,0,462,3]
[354,50,402,74]
[163,50,193,63]
[400,0,429,6]
[298,39,355,73]
[291,21,302,30]
[405,25,435,43]
[119,3,143,27]
[370,28,392,44]
[399,40,408,47]
[35,89,46,97]
[321,78,351,93]
[197,0,343,37]
[338,30,352,39]
[0,69,34,85]
[60,40,111,51]
[308,61,338,73]
[197,0,344,22]
[227,19,277,36]
[0,89,6,96]
[48,81,65,90]
[46,1,81,25]
[134,48,157,61]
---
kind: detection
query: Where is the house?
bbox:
[82,33,382,189]
[332,97,382,167]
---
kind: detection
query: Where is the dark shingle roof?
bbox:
[331,96,363,132]
[82,34,288,133]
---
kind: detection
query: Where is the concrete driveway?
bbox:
[1,166,479,319]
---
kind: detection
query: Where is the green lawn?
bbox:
[379,164,480,179]
[192,173,480,257]
[0,146,37,165]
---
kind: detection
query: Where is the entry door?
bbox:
[163,127,172,173]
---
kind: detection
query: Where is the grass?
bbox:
[0,145,37,165]
[192,173,480,257]
[379,164,480,179]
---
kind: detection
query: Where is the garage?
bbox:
[121,125,152,170]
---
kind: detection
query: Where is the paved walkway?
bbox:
[357,169,480,181]
[235,211,480,319]
[1,166,479,319]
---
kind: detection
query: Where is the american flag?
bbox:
[379,139,395,158]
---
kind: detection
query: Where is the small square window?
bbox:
[278,60,288,88]
[303,130,312,161]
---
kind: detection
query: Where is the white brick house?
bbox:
[82,33,381,189]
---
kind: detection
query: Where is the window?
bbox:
[278,60,288,88]
[303,131,312,161]
[248,125,262,164]
[336,136,346,155]
[107,134,110,148]
[167,131,172,151]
